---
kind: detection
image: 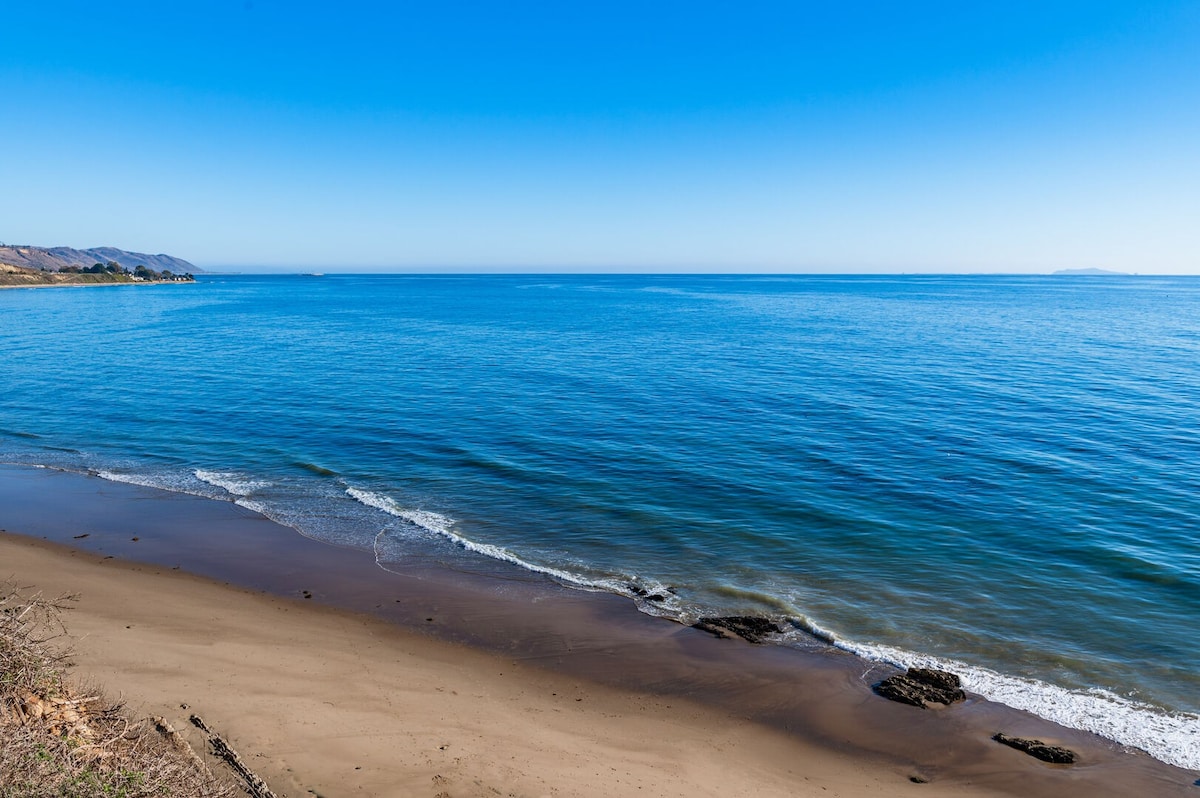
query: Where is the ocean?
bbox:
[2,273,1197,769]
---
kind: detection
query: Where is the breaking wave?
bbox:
[344,486,680,613]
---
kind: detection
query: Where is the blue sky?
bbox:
[2,2,1198,272]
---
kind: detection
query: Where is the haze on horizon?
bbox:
[2,2,1198,274]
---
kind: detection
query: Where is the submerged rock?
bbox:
[691,616,783,644]
[992,733,1077,764]
[874,667,966,708]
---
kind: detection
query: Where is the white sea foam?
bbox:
[95,469,166,489]
[94,468,283,522]
[233,498,271,515]
[345,486,679,610]
[194,469,270,498]
[94,469,197,494]
[794,632,1200,771]
[347,486,598,586]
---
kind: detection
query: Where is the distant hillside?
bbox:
[0,245,200,274]
[1052,267,1130,276]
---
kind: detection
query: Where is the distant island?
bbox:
[0,245,198,288]
[1052,267,1131,276]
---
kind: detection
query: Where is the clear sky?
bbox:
[2,1,1198,273]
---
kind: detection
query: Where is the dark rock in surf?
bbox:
[874,667,965,708]
[992,733,1077,764]
[692,616,783,644]
[627,584,668,603]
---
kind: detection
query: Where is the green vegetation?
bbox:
[0,263,194,288]
[57,262,194,282]
[0,584,233,797]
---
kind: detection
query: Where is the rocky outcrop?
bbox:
[874,667,965,708]
[691,616,783,644]
[992,732,1077,764]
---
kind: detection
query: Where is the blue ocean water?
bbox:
[2,274,1198,768]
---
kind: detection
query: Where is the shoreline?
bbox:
[0,279,194,289]
[2,464,1194,796]
[3,534,854,798]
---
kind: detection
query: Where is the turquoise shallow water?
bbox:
[2,274,1198,768]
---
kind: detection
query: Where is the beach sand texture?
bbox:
[2,466,1194,797]
[2,536,972,798]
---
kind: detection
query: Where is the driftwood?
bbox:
[190,713,278,798]
[153,716,209,774]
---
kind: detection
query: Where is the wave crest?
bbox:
[344,486,679,612]
[194,470,270,497]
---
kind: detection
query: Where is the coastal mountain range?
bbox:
[0,244,200,274]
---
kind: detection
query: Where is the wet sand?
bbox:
[1,464,1194,796]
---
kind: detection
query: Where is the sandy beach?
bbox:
[1,466,1194,797]
[2,533,965,798]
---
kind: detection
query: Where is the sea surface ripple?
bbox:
[2,273,1197,769]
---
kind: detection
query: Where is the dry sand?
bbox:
[2,533,1008,798]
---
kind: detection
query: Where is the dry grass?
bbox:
[0,583,236,797]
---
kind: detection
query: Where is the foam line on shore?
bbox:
[97,468,198,493]
[345,486,681,614]
[359,468,1200,772]
[803,633,1200,771]
[54,466,1200,772]
[193,470,271,498]
[95,467,293,537]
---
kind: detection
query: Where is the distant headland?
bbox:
[1051,267,1131,276]
[0,245,198,288]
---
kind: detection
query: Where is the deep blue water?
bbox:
[2,273,1198,768]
